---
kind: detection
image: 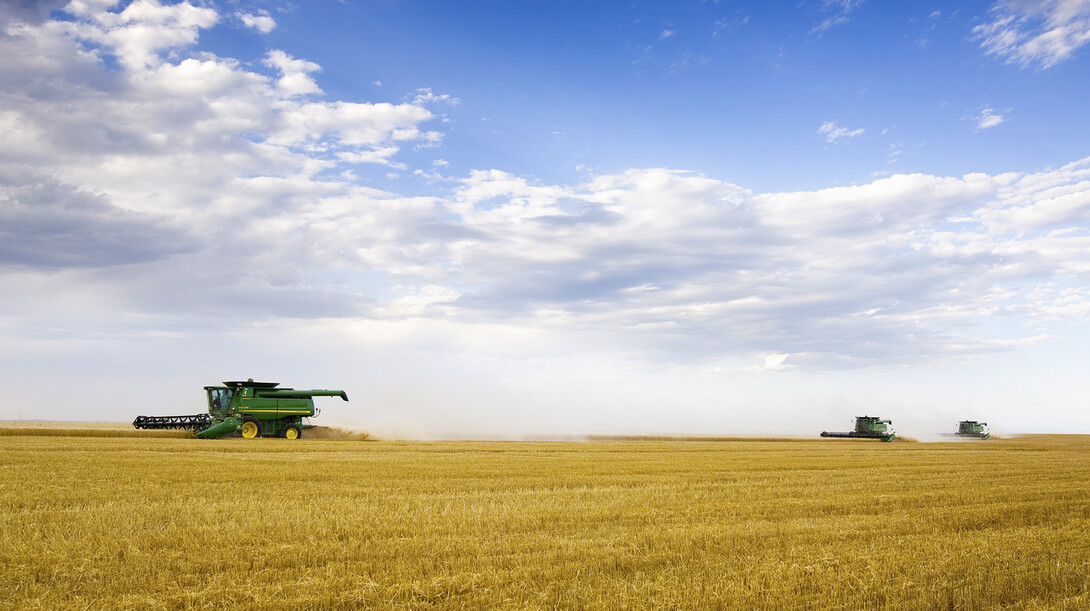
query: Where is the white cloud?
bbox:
[236,10,276,34]
[973,0,1090,68]
[977,157,1090,232]
[818,120,865,142]
[412,87,460,106]
[451,169,571,224]
[266,100,436,149]
[743,353,791,372]
[263,49,322,96]
[0,1,445,271]
[407,163,1090,369]
[659,28,675,40]
[975,106,1007,129]
[336,147,404,167]
[62,0,219,70]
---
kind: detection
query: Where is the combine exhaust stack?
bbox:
[133,379,348,439]
[821,416,895,442]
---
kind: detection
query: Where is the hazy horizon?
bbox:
[2,1,1089,437]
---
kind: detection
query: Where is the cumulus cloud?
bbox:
[818,120,865,142]
[973,0,1090,68]
[263,49,322,96]
[265,100,437,149]
[236,10,275,34]
[412,87,460,106]
[0,1,447,316]
[61,0,219,70]
[0,2,440,186]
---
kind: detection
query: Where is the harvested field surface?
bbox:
[2,433,1088,609]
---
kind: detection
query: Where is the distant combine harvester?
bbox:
[952,420,990,440]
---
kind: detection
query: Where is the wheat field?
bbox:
[2,431,1088,609]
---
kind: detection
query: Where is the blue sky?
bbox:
[185,1,1090,192]
[2,0,1090,437]
[192,0,1090,191]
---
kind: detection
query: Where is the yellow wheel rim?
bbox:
[285,428,299,440]
[241,421,259,439]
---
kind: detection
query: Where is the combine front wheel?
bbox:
[241,419,260,439]
[282,425,301,440]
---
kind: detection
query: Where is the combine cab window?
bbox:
[206,388,234,415]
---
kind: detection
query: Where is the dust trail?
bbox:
[303,426,373,441]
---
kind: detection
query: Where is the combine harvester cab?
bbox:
[955,420,990,439]
[820,416,895,442]
[134,379,348,439]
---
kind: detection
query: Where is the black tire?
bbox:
[281,425,302,440]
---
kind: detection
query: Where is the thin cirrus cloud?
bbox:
[818,120,865,143]
[973,0,1090,69]
[811,0,866,34]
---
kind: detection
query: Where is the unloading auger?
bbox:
[133,379,348,439]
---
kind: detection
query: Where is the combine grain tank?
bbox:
[133,379,348,439]
[820,416,895,442]
[955,420,990,439]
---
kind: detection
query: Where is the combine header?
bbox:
[133,379,348,439]
[954,420,990,439]
[821,416,895,442]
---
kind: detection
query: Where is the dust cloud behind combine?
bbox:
[303,426,373,441]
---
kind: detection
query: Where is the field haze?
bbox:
[2,433,1088,608]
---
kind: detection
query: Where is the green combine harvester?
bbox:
[820,415,895,442]
[133,379,348,439]
[955,420,990,439]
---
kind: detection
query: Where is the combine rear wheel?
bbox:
[241,419,260,439]
[281,425,301,440]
